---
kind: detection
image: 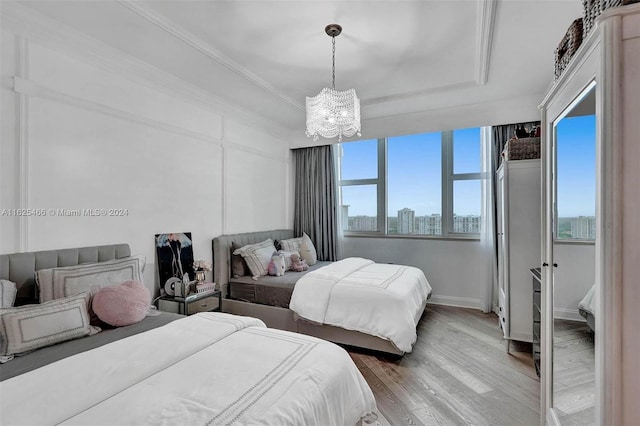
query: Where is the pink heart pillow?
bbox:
[92,280,150,327]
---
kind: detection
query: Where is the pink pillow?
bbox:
[92,280,150,327]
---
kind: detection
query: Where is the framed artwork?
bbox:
[155,232,194,291]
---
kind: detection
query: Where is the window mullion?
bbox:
[377,138,386,234]
[442,130,454,237]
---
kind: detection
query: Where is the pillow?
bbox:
[36,255,145,303]
[277,251,295,271]
[230,242,249,278]
[0,280,17,308]
[92,280,150,327]
[233,239,277,277]
[300,233,318,266]
[0,292,100,362]
[278,237,303,255]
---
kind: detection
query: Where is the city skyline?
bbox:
[341,121,596,218]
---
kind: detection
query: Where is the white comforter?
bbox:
[289,257,432,353]
[0,313,376,426]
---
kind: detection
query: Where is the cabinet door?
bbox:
[496,166,509,338]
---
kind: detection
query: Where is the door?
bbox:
[496,165,509,339]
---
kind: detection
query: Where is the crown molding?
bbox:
[361,80,478,106]
[361,0,494,107]
[0,1,292,142]
[117,0,304,112]
[475,0,497,85]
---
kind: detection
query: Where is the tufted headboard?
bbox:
[212,229,293,298]
[0,244,131,306]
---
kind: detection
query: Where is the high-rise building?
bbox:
[415,214,442,235]
[453,215,480,233]
[341,205,350,230]
[570,216,596,239]
[397,208,415,234]
[349,215,377,232]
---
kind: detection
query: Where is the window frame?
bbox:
[340,129,485,239]
[339,138,386,234]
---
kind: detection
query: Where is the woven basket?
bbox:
[582,0,623,35]
[502,137,541,161]
[554,18,584,81]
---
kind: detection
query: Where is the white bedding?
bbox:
[579,284,596,316]
[289,257,432,353]
[0,312,376,426]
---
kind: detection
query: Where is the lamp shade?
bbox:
[305,87,361,142]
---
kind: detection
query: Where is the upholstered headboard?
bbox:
[0,244,131,306]
[212,229,293,297]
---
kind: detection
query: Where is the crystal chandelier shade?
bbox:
[305,24,361,143]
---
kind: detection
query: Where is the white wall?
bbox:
[0,20,291,295]
[553,242,595,321]
[343,236,489,310]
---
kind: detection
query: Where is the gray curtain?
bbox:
[292,145,339,261]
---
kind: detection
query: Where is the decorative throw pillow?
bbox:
[0,292,100,362]
[300,233,318,266]
[92,280,150,327]
[278,237,303,255]
[36,255,145,303]
[0,280,17,308]
[233,239,276,277]
[230,242,250,278]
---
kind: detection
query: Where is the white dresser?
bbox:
[496,158,541,345]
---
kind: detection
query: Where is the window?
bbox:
[387,132,441,235]
[555,114,596,240]
[338,140,383,232]
[449,128,482,234]
[339,127,485,238]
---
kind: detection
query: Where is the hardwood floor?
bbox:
[347,304,540,426]
[553,319,595,426]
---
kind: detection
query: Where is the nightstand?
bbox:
[157,290,222,316]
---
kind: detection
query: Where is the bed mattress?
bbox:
[229,261,331,308]
[0,311,183,381]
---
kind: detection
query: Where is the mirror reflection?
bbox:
[552,85,596,424]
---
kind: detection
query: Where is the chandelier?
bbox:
[306,24,361,142]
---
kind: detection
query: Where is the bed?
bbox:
[0,244,377,425]
[578,284,595,332]
[213,230,432,355]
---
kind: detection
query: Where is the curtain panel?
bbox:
[292,145,339,261]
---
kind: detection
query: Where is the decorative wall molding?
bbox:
[361,80,479,107]
[0,1,292,143]
[16,37,30,252]
[9,76,224,145]
[222,139,288,164]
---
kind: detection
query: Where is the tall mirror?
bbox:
[551,83,596,424]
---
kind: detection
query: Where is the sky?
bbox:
[340,120,596,218]
[340,128,481,216]
[556,114,596,217]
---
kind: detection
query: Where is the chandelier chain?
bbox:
[331,35,336,89]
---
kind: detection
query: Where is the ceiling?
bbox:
[9,0,583,138]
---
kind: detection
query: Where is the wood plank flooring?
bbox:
[347,304,540,426]
[553,319,595,426]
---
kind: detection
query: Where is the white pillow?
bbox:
[300,233,318,266]
[36,255,145,303]
[233,239,277,277]
[279,237,303,255]
[0,292,100,362]
[0,280,17,308]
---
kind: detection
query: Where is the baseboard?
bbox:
[554,307,586,322]
[428,295,483,310]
